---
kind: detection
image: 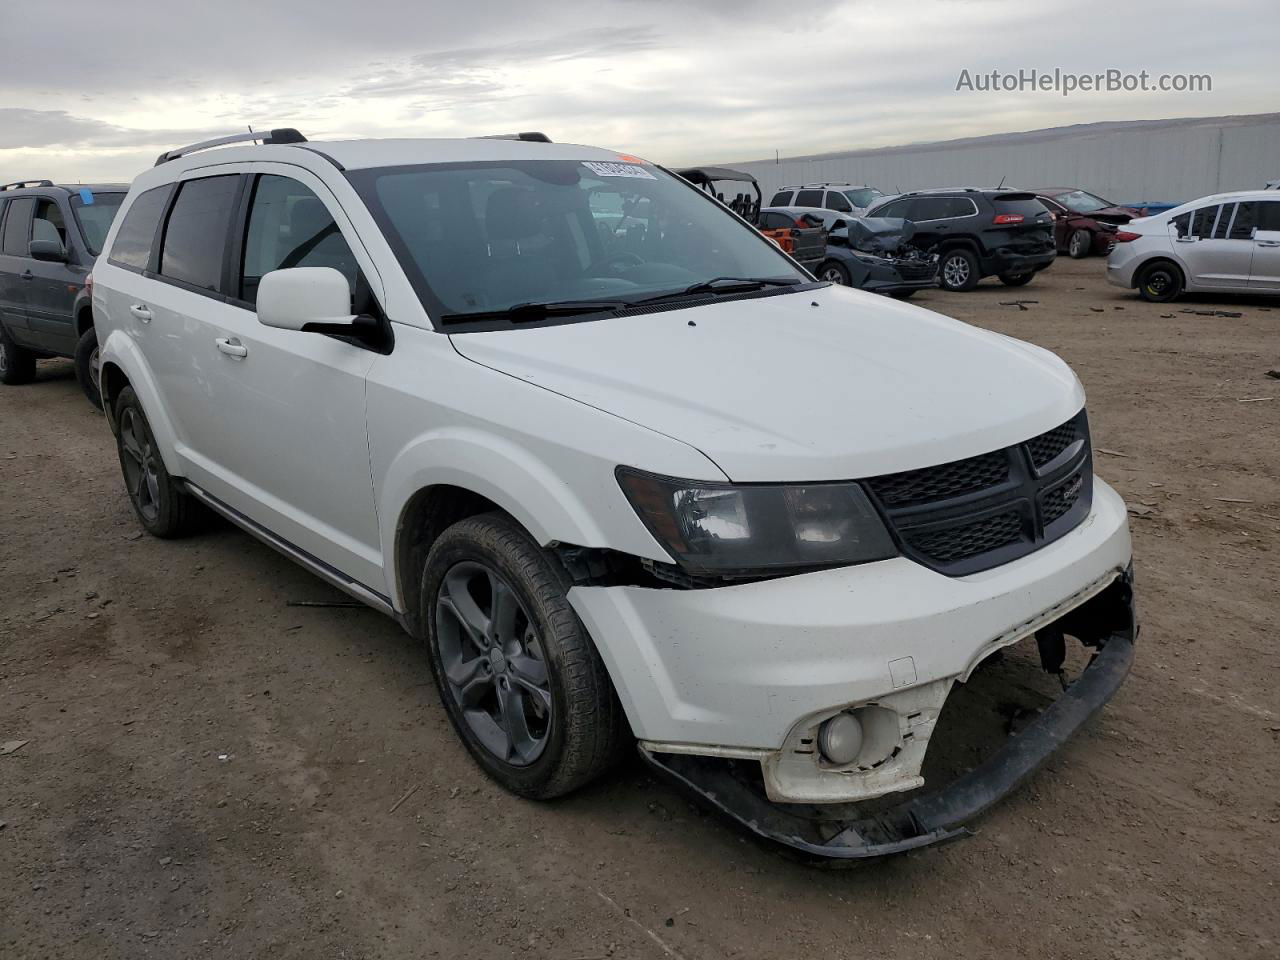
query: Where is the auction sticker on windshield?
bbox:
[582,161,657,180]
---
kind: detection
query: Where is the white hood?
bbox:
[450,285,1085,482]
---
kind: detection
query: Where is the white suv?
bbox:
[1107,190,1280,301]
[92,129,1135,859]
[767,183,885,229]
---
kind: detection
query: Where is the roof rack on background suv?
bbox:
[474,132,553,142]
[154,128,308,166]
[1,180,55,191]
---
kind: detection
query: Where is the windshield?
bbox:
[348,159,806,326]
[69,191,125,255]
[843,187,883,209]
[1055,190,1111,214]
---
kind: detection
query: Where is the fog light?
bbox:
[817,712,864,765]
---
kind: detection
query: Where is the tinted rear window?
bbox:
[990,195,1050,218]
[913,197,976,220]
[1,197,34,256]
[109,185,173,270]
[769,191,793,206]
[159,175,240,291]
[1259,200,1280,232]
[795,189,823,207]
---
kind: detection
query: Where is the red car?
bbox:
[1033,188,1141,258]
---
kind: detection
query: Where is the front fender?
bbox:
[98,329,184,477]
[377,425,666,610]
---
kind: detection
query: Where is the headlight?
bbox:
[616,467,898,575]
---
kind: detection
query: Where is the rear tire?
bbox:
[113,386,199,538]
[817,260,852,286]
[1136,260,1184,303]
[1068,229,1093,259]
[939,248,980,291]
[74,326,103,410]
[998,271,1034,287]
[0,324,37,385]
[422,512,625,799]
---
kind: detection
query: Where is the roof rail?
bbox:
[154,128,307,166]
[1,179,54,191]
[474,132,552,143]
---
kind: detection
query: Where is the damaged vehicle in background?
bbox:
[822,215,940,298]
[91,129,1136,863]
[758,209,939,297]
[867,188,1057,291]
[1033,188,1139,259]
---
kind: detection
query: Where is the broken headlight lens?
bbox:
[616,468,898,575]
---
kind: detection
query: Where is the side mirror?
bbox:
[29,239,67,262]
[257,267,356,332]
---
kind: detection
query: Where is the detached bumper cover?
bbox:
[641,580,1135,862]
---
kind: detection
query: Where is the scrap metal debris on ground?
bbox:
[999,300,1039,311]
[1181,308,1244,318]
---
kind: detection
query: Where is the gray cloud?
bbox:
[0,108,215,150]
[1,0,1275,183]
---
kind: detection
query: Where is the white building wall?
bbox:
[719,113,1280,206]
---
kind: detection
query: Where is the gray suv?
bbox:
[0,180,126,407]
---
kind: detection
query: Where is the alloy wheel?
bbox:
[89,346,102,394]
[436,561,552,766]
[118,407,162,523]
[821,266,846,284]
[943,255,970,288]
[1070,231,1089,257]
[0,340,7,374]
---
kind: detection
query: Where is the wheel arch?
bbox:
[1134,255,1186,290]
[380,429,659,625]
[74,301,94,338]
[392,484,505,638]
[97,331,184,475]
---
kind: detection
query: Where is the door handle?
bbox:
[1258,240,1280,248]
[129,304,152,323]
[215,336,248,359]
[20,270,33,281]
[1175,238,1197,243]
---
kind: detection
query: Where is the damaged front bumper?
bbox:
[640,569,1136,862]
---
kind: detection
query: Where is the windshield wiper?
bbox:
[440,299,629,325]
[633,276,803,305]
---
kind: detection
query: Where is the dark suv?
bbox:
[866,189,1056,291]
[0,180,126,406]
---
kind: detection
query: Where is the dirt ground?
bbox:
[1,257,1277,959]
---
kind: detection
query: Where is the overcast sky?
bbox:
[2,0,1275,184]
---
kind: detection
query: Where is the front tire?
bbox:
[939,248,980,291]
[1136,260,1184,303]
[817,260,852,286]
[113,386,199,538]
[1068,228,1093,259]
[74,326,103,410]
[422,513,625,799]
[0,324,37,385]
[998,271,1034,287]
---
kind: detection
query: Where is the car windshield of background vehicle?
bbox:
[350,159,806,326]
[1056,190,1110,213]
[843,188,883,208]
[69,192,125,255]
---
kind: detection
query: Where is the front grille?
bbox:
[1027,422,1078,467]
[866,451,1009,507]
[895,260,937,281]
[864,411,1093,575]
[902,511,1023,564]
